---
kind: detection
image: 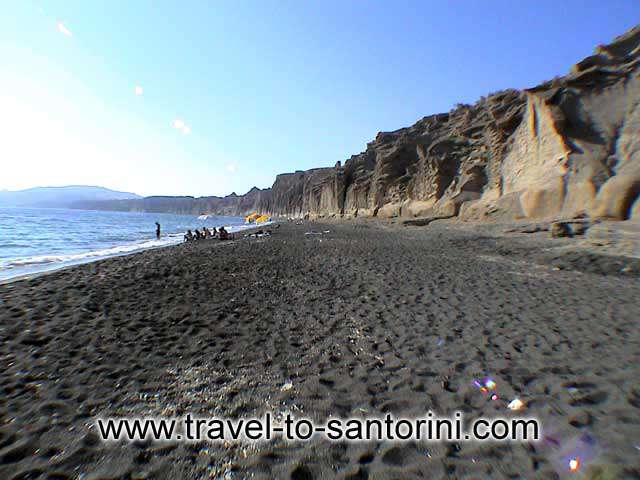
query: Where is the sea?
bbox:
[0,207,254,282]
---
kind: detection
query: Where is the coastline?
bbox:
[0,239,180,286]
[0,221,271,285]
[3,217,638,286]
[1,221,639,479]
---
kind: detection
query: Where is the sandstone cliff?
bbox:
[263,26,640,223]
[76,26,640,223]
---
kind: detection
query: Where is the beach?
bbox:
[0,207,253,282]
[1,221,639,479]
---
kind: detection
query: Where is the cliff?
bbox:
[75,26,640,223]
[72,186,269,216]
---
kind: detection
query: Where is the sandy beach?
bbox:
[1,221,639,479]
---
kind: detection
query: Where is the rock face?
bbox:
[77,26,640,223]
[276,25,640,224]
[340,91,526,221]
[74,187,269,216]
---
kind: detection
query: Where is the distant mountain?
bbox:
[72,187,270,216]
[0,186,141,208]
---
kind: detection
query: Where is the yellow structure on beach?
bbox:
[245,213,271,224]
[245,212,261,223]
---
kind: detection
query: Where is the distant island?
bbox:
[0,185,141,209]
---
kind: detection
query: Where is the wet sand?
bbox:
[1,222,639,479]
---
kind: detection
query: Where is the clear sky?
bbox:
[1,1,638,197]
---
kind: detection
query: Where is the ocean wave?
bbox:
[2,237,182,269]
[0,223,268,271]
[0,243,32,249]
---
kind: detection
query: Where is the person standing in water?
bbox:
[155,222,161,239]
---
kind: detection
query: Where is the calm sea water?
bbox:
[0,207,252,281]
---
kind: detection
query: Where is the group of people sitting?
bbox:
[184,226,230,242]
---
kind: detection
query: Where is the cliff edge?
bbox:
[269,25,640,224]
[77,26,640,224]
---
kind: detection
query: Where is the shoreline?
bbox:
[0,222,273,285]
[0,238,182,286]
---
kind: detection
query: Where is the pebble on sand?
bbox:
[281,381,293,392]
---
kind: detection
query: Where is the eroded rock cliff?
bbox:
[259,26,640,223]
[77,26,640,223]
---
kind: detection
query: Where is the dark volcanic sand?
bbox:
[1,222,639,479]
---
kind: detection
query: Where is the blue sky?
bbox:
[1,1,638,197]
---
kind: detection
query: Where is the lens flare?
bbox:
[507,398,525,410]
[569,457,580,472]
[134,86,143,96]
[474,377,497,394]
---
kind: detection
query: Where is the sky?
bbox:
[1,1,638,197]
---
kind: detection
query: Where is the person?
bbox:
[194,229,202,240]
[218,226,229,240]
[203,227,211,239]
[155,222,161,239]
[184,229,194,242]
[212,227,217,237]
